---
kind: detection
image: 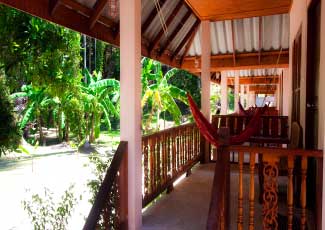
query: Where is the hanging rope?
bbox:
[154,0,168,37]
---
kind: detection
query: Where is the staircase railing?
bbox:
[142,123,201,207]
[83,141,128,230]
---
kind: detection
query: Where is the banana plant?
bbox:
[10,85,57,144]
[81,69,120,143]
[141,58,187,132]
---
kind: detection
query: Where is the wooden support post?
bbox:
[207,128,230,230]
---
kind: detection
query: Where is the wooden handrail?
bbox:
[227,145,323,158]
[83,141,128,230]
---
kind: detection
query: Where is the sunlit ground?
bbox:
[0,131,120,230]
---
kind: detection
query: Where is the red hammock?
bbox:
[187,93,266,146]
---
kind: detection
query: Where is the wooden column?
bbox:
[120,0,141,228]
[221,71,228,115]
[234,71,240,112]
[201,20,211,163]
[282,68,290,116]
[240,84,245,107]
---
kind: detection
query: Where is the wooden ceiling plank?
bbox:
[158,10,191,57]
[184,0,292,21]
[171,19,200,61]
[142,0,167,34]
[231,20,236,66]
[89,0,108,29]
[149,0,184,53]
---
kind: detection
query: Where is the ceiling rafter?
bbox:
[231,20,236,66]
[158,10,192,57]
[180,21,200,64]
[142,0,167,35]
[89,0,109,29]
[49,0,61,16]
[258,16,262,64]
[171,19,200,61]
[149,0,184,54]
[60,0,117,29]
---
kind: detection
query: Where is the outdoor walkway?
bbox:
[142,163,214,230]
[141,163,270,230]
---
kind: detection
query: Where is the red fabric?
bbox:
[229,106,266,144]
[188,93,268,147]
[238,102,248,116]
[187,93,220,147]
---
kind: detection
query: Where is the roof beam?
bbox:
[149,0,184,54]
[231,20,236,66]
[182,50,289,72]
[142,0,167,34]
[171,19,200,61]
[249,85,277,92]
[258,16,262,64]
[228,76,279,85]
[158,10,192,56]
[89,0,109,29]
[49,0,61,15]
[60,0,117,29]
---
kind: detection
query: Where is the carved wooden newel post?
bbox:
[207,128,230,230]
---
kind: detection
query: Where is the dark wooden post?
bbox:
[207,128,230,230]
[119,149,128,230]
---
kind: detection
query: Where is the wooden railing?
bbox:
[212,115,289,143]
[83,141,128,230]
[208,145,323,230]
[142,123,201,207]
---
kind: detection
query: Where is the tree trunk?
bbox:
[90,113,95,143]
[65,120,69,142]
[37,115,44,145]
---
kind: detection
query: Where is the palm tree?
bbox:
[81,69,120,143]
[141,58,187,132]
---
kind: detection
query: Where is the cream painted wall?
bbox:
[290,0,325,149]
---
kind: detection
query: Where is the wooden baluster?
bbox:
[167,133,171,179]
[143,138,149,197]
[287,156,294,230]
[237,152,244,230]
[149,138,155,194]
[300,156,307,229]
[172,132,176,175]
[162,133,166,185]
[156,136,161,188]
[249,152,255,230]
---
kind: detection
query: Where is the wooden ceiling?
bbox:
[185,0,292,20]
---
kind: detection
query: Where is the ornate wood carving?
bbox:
[237,152,244,230]
[249,152,255,230]
[262,156,279,230]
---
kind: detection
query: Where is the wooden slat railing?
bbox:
[207,145,323,230]
[212,115,289,143]
[83,141,128,230]
[142,123,201,207]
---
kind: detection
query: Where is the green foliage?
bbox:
[0,5,81,93]
[86,152,114,229]
[81,69,120,142]
[22,185,79,230]
[0,75,21,156]
[141,58,188,132]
